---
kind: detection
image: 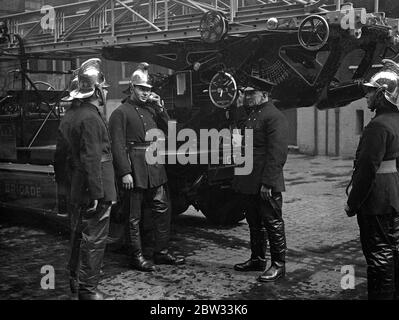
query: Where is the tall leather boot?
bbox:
[152,205,185,265]
[393,215,399,300]
[67,204,81,297]
[127,216,156,272]
[234,229,267,272]
[258,261,285,282]
[258,216,286,282]
[358,214,397,299]
[79,203,116,300]
[152,185,185,266]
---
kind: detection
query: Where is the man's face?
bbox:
[244,90,266,107]
[131,84,151,103]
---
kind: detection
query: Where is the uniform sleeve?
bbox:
[79,118,104,200]
[347,123,387,212]
[154,107,170,135]
[261,115,289,189]
[109,109,132,178]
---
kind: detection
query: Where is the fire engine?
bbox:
[0,0,398,229]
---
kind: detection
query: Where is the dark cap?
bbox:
[244,75,276,92]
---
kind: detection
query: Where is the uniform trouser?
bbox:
[125,184,170,256]
[242,192,286,263]
[67,200,111,294]
[357,211,399,300]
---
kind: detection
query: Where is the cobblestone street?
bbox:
[0,153,367,300]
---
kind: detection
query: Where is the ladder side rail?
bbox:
[230,0,238,20]
[165,0,169,30]
[20,21,41,40]
[103,5,133,32]
[170,0,205,12]
[115,0,162,31]
[182,0,208,13]
[62,0,111,41]
[192,1,228,13]
[158,2,179,19]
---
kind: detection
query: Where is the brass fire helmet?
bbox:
[363,59,399,107]
[130,62,152,88]
[69,58,110,103]
[62,69,79,102]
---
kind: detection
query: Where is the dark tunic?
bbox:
[109,98,169,189]
[54,104,76,185]
[233,101,289,194]
[62,102,116,204]
[348,110,399,215]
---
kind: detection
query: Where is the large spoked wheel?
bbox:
[199,10,228,44]
[198,186,246,226]
[209,71,238,109]
[298,15,329,51]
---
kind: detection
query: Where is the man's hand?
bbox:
[122,174,134,190]
[149,92,164,112]
[87,199,98,213]
[260,185,272,201]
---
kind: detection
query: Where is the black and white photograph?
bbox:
[1,0,399,306]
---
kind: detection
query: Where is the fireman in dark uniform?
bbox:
[233,75,289,282]
[109,62,185,272]
[346,59,399,300]
[58,58,117,300]
[54,74,81,296]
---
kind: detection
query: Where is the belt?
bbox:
[127,141,153,151]
[376,160,397,174]
[71,153,112,167]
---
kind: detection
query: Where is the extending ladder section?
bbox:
[0,0,398,58]
[0,0,334,56]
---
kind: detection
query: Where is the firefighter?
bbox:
[54,73,81,297]
[233,75,289,282]
[109,62,185,272]
[58,58,117,300]
[346,59,399,300]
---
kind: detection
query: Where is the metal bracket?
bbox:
[103,35,117,46]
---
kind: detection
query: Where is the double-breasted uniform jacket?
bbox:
[109,97,169,189]
[233,101,289,195]
[348,110,399,215]
[60,101,117,205]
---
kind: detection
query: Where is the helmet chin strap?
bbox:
[95,86,106,107]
